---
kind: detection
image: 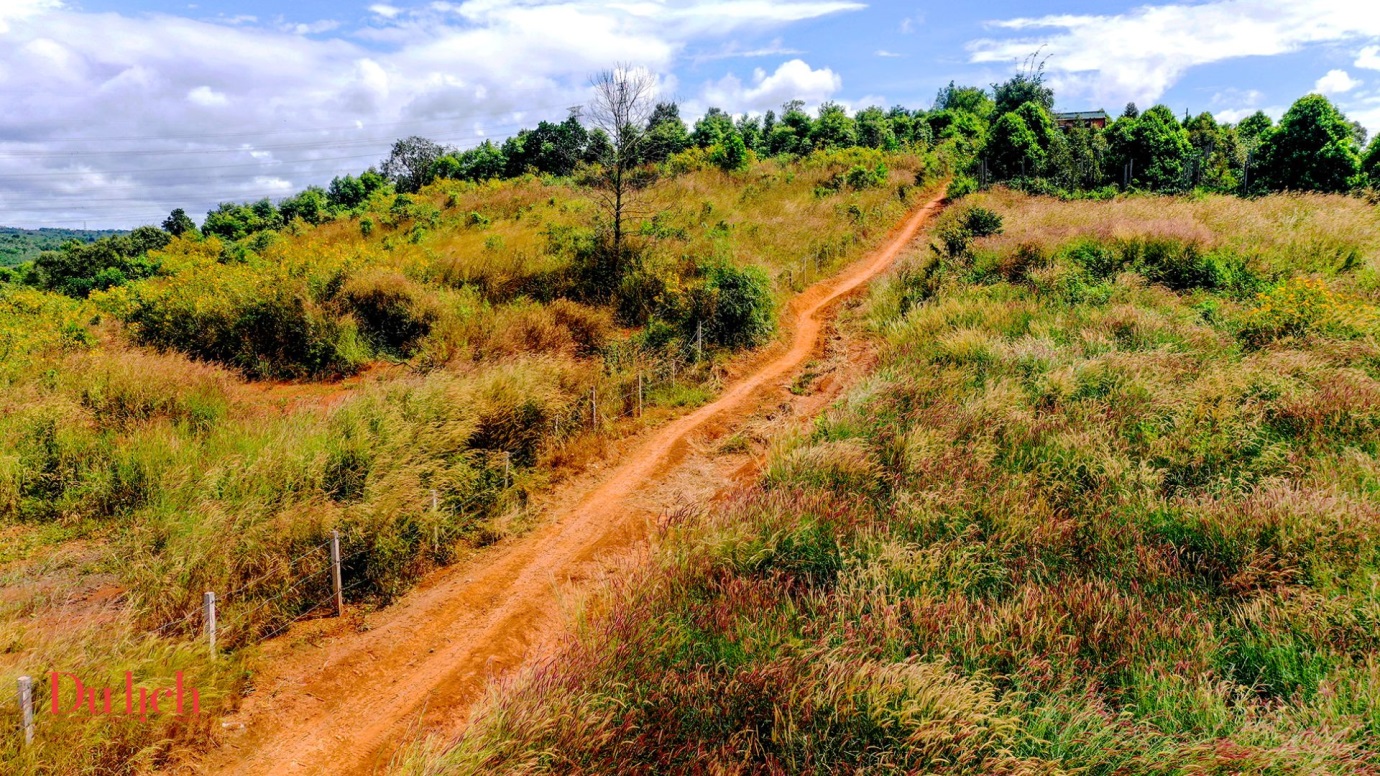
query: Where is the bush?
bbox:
[699,262,776,349]
[1237,276,1369,346]
[336,270,440,356]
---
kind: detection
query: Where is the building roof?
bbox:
[1054,110,1110,121]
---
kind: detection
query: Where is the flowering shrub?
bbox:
[1238,276,1371,346]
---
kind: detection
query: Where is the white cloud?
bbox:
[690,38,802,64]
[186,86,228,106]
[0,0,862,227]
[1315,69,1360,95]
[699,58,842,112]
[0,0,60,34]
[970,0,1380,107]
[1356,45,1380,71]
[875,49,903,58]
[900,14,922,34]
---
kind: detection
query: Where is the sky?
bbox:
[2,0,1380,229]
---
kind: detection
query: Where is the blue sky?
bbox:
[2,0,1379,228]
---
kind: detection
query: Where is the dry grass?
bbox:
[402,190,1380,774]
[0,149,934,772]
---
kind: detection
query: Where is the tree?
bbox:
[767,101,814,156]
[162,208,197,237]
[382,136,446,193]
[1122,102,1140,119]
[1363,136,1380,188]
[203,199,284,242]
[710,131,749,172]
[1349,119,1369,149]
[586,65,658,270]
[992,52,1054,116]
[1256,94,1362,193]
[1236,111,1274,144]
[985,111,1044,179]
[855,106,897,150]
[279,187,330,225]
[327,169,388,210]
[691,108,735,148]
[810,101,858,150]
[522,117,588,176]
[735,114,764,155]
[1107,106,1193,191]
[643,102,689,163]
[934,81,994,118]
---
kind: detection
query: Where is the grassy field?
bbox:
[0,149,931,772]
[408,190,1380,774]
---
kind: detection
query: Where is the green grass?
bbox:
[407,189,1380,774]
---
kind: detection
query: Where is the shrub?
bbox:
[336,270,440,356]
[1237,276,1369,346]
[702,262,776,349]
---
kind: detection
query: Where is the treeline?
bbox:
[10,65,1380,300]
[0,226,125,267]
[955,63,1379,197]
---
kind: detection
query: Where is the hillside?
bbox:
[6,61,1380,775]
[405,189,1380,773]
[0,226,125,266]
[0,147,933,773]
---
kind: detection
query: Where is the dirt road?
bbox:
[200,189,945,775]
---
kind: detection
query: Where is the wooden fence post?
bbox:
[204,592,216,660]
[590,388,597,431]
[17,675,33,746]
[331,530,343,617]
[637,372,644,418]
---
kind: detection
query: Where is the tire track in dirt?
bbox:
[198,189,946,776]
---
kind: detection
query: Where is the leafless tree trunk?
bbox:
[586,65,658,265]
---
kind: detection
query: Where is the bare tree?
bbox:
[586,65,658,264]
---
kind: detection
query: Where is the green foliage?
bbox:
[1258,94,1364,193]
[327,169,390,211]
[203,198,284,242]
[709,131,750,172]
[0,226,125,267]
[34,227,169,297]
[643,102,691,163]
[698,261,776,349]
[992,56,1054,116]
[384,135,447,193]
[810,101,858,150]
[1107,105,1194,191]
[279,186,331,225]
[161,208,198,238]
[933,81,994,118]
[986,111,1045,179]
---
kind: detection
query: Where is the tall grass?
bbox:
[407,190,1380,774]
[0,150,934,772]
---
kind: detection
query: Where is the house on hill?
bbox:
[1054,110,1109,130]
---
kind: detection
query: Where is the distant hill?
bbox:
[0,226,127,266]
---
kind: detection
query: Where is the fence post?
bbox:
[637,372,644,418]
[590,388,597,431]
[17,675,33,746]
[331,530,343,617]
[696,321,703,362]
[504,452,511,488]
[204,592,216,660]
